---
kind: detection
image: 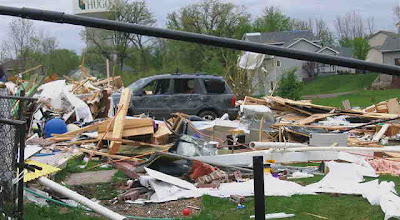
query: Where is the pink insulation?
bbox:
[369,159,400,176]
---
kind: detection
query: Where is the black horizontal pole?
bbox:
[0,95,38,101]
[1,6,400,75]
[0,118,25,126]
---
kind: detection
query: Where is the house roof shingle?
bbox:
[370,30,400,52]
[244,30,319,44]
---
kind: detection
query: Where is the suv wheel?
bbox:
[199,110,218,121]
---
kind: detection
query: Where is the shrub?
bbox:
[276,68,303,100]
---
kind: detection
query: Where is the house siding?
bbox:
[369,33,388,48]
[383,51,400,65]
[289,40,320,52]
[367,49,384,63]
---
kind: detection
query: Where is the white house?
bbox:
[239,30,353,95]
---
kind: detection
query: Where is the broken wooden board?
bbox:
[387,98,400,114]
[342,100,351,110]
[376,124,400,136]
[243,96,269,106]
[97,118,153,133]
[372,124,390,142]
[153,123,172,144]
[109,88,131,155]
[79,148,142,161]
[99,126,154,139]
[297,113,334,125]
[52,122,105,138]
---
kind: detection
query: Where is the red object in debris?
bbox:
[182,208,191,216]
[231,95,236,106]
[190,160,216,181]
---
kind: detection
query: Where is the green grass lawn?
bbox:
[193,174,400,220]
[24,203,102,220]
[302,73,378,96]
[312,89,400,108]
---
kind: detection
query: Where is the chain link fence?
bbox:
[0,86,18,219]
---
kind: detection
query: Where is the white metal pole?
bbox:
[250,142,309,148]
[38,177,126,220]
[270,146,400,153]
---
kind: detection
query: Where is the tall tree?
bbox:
[166,0,251,73]
[254,6,310,32]
[335,11,374,42]
[310,18,335,47]
[253,6,292,32]
[335,11,373,60]
[1,18,36,67]
[82,0,156,71]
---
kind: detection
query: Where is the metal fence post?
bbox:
[253,156,265,220]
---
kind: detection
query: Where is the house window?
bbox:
[276,60,281,67]
[395,58,400,66]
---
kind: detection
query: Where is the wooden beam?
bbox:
[372,124,390,142]
[109,88,131,154]
[18,65,42,75]
[79,148,142,161]
[297,113,334,125]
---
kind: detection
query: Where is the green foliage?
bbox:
[44,49,80,75]
[166,0,251,74]
[253,6,310,32]
[353,37,370,60]
[302,73,378,95]
[276,68,303,100]
[339,37,370,60]
[82,0,156,71]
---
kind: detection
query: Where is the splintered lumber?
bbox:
[109,88,131,155]
[387,98,400,114]
[98,118,154,139]
[93,76,121,86]
[98,118,153,134]
[342,100,351,110]
[79,148,142,161]
[153,123,172,144]
[297,113,334,125]
[243,96,269,105]
[18,65,42,75]
[52,122,105,138]
[372,124,390,142]
[266,96,335,111]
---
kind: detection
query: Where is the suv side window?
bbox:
[142,79,170,95]
[203,79,226,94]
[174,79,198,94]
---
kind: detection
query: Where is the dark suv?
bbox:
[112,74,238,120]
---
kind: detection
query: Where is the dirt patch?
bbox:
[106,198,202,218]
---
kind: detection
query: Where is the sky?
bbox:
[0,0,398,54]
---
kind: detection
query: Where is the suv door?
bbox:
[169,78,204,115]
[130,78,172,119]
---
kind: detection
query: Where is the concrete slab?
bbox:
[64,169,118,185]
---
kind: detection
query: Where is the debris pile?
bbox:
[9,70,400,219]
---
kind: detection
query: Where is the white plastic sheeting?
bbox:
[131,161,400,219]
[238,52,265,70]
[304,161,400,220]
[38,80,93,123]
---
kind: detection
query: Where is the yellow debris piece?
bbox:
[24,160,61,182]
